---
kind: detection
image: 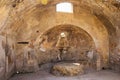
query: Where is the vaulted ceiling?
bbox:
[0,0,120,33]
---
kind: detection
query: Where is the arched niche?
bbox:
[35,25,104,71]
[36,24,95,51]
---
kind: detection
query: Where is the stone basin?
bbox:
[51,62,84,76]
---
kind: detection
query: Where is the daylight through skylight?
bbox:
[56,2,73,13]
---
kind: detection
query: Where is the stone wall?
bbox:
[0,35,6,80]
[109,27,120,72]
[0,35,15,80]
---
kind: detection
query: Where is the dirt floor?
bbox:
[9,70,120,80]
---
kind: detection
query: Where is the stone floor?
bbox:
[9,70,120,80]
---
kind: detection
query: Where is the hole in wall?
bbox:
[12,4,16,7]
[17,42,29,44]
[36,30,39,33]
[56,2,73,13]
